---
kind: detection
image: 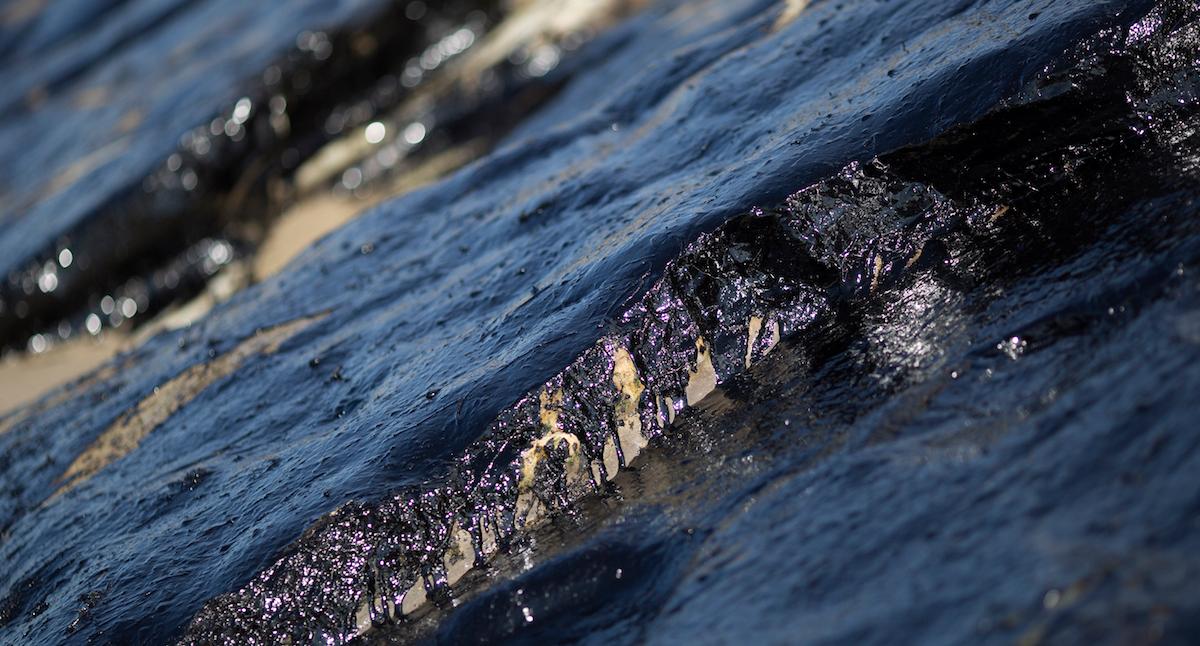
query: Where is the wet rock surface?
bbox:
[2,0,1200,644]
[0,0,600,355]
[1,0,398,349]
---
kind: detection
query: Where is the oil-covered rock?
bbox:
[2,0,1198,644]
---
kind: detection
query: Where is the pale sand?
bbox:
[0,166,445,418]
[253,193,363,279]
[0,334,123,416]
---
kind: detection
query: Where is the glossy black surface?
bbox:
[2,0,1198,644]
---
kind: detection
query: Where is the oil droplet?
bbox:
[232,97,252,124]
[365,121,386,144]
[403,122,426,145]
[28,334,47,353]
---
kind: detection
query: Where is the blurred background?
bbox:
[0,0,646,413]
